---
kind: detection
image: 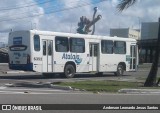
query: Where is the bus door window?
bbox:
[90,44,98,57]
[130,45,136,69]
[48,40,53,56]
[43,41,47,55]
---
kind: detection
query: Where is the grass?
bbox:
[53,80,141,93]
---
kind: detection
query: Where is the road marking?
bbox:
[6,80,39,83]
[0,87,70,94]
[0,91,26,94]
[0,90,69,94]
[0,88,69,92]
[0,86,6,89]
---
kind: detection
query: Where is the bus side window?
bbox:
[34,35,40,51]
[55,37,69,52]
[101,40,113,54]
[70,38,85,53]
[114,41,126,54]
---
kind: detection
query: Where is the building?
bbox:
[138,22,159,63]
[110,23,159,64]
[0,42,5,48]
[110,28,140,40]
[141,22,158,40]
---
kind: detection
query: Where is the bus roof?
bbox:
[11,30,137,42]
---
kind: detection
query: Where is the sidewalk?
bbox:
[0,63,10,73]
[0,63,36,74]
[119,88,160,94]
[0,63,22,74]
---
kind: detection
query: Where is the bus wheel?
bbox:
[64,64,75,78]
[114,64,124,76]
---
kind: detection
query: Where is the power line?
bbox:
[0,0,107,23]
[0,0,53,11]
[0,0,81,19]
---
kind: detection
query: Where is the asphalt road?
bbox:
[0,63,160,89]
[0,63,160,93]
[0,63,160,113]
[0,93,159,113]
[1,92,160,104]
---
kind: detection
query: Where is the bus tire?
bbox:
[64,64,75,78]
[114,64,124,76]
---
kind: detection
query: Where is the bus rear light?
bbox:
[27,54,30,64]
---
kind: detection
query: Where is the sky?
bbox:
[0,0,160,43]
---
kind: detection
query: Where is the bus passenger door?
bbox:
[89,43,99,72]
[42,40,53,72]
[130,45,137,71]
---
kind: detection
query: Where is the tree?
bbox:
[117,0,137,12]
[77,7,102,35]
[144,18,160,86]
[77,15,102,34]
[77,16,91,34]
[117,0,160,87]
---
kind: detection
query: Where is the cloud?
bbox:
[37,0,94,33]
[0,0,160,43]
[0,0,44,43]
[38,0,160,35]
[0,0,44,31]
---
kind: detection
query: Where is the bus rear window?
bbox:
[10,37,27,51]
[13,37,22,45]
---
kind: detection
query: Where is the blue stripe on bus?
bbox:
[9,63,33,71]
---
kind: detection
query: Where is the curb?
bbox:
[0,63,8,65]
[4,82,73,91]
[119,88,160,94]
[3,71,25,74]
[50,84,73,90]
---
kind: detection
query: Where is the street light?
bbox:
[92,7,98,35]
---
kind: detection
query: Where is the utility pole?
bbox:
[91,7,98,35]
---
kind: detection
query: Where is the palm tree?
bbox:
[144,19,160,87]
[117,0,137,12]
[117,0,160,87]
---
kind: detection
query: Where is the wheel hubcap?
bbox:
[118,67,122,74]
[67,69,72,76]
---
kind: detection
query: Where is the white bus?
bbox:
[8,30,138,78]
